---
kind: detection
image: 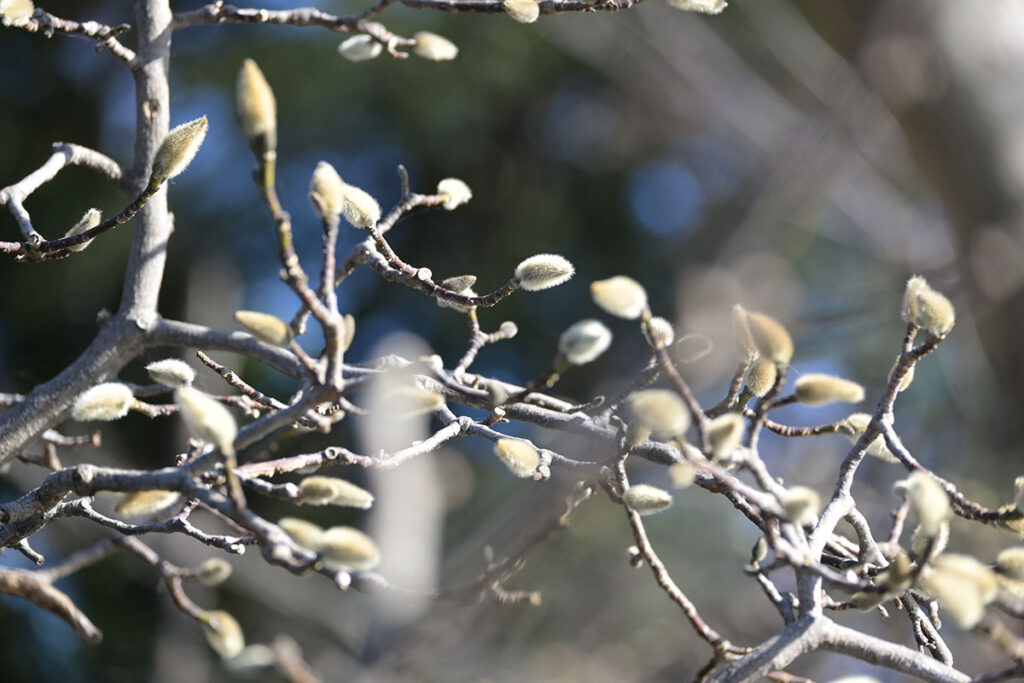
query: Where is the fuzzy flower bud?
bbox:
[235,59,276,148]
[623,483,673,516]
[175,387,238,455]
[72,382,134,422]
[320,526,380,571]
[338,35,383,62]
[388,387,445,418]
[668,462,697,488]
[499,320,518,338]
[310,161,346,219]
[151,117,208,185]
[503,0,540,23]
[412,31,459,61]
[731,305,758,362]
[340,182,381,229]
[115,490,180,518]
[64,208,101,252]
[642,316,675,348]
[558,319,613,365]
[342,313,356,351]
[515,254,575,291]
[278,517,324,551]
[591,276,648,319]
[195,558,233,587]
[794,373,865,406]
[911,521,949,559]
[494,438,541,478]
[707,413,745,460]
[203,610,245,660]
[437,178,472,210]
[902,275,955,338]
[918,554,999,628]
[1015,476,1024,512]
[745,311,794,365]
[234,310,293,347]
[889,359,915,393]
[900,471,951,537]
[0,0,34,27]
[666,0,727,14]
[996,547,1024,582]
[628,389,690,440]
[745,359,777,397]
[780,486,820,526]
[146,358,195,388]
[837,413,898,463]
[297,476,374,509]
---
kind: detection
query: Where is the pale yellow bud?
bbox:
[881,549,914,593]
[196,558,233,587]
[338,35,383,62]
[115,490,180,518]
[628,389,690,440]
[918,554,999,628]
[340,182,381,229]
[794,373,865,407]
[146,359,195,388]
[731,305,758,363]
[151,117,208,184]
[591,276,648,319]
[342,313,356,352]
[668,462,696,488]
[297,476,374,509]
[437,177,472,210]
[837,413,898,463]
[412,31,459,62]
[901,275,955,338]
[441,275,477,293]
[235,59,276,147]
[278,517,324,551]
[494,438,541,478]
[665,0,727,14]
[503,0,540,23]
[642,317,675,348]
[202,610,245,659]
[623,483,673,515]
[310,161,346,218]
[499,320,518,338]
[901,471,951,537]
[515,254,575,291]
[1015,476,1024,512]
[745,359,777,397]
[558,319,612,365]
[320,526,380,571]
[64,208,101,252]
[746,311,794,365]
[175,387,238,455]
[780,486,820,526]
[71,382,134,422]
[0,0,34,27]
[234,310,292,347]
[707,413,745,460]
[848,591,887,612]
[911,521,949,559]
[388,387,445,418]
[995,547,1024,582]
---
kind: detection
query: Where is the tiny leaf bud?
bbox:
[412,31,459,62]
[623,483,673,515]
[235,59,276,148]
[338,35,383,62]
[72,382,134,422]
[437,178,472,210]
[310,161,346,218]
[234,310,293,347]
[745,359,777,397]
[558,319,613,365]
[591,276,648,319]
[64,208,101,252]
[441,275,477,294]
[780,486,820,526]
[746,311,794,365]
[628,389,690,440]
[494,438,541,478]
[794,373,865,406]
[503,0,540,23]
[901,275,955,338]
[195,558,233,587]
[145,358,195,388]
[340,182,381,229]
[151,117,208,184]
[642,316,675,348]
[175,387,238,455]
[278,517,324,550]
[115,490,180,518]
[202,610,245,660]
[515,254,575,291]
[320,526,380,571]
[707,413,745,460]
[298,476,374,509]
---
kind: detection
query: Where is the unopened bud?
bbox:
[195,558,233,586]
[628,389,690,440]
[558,319,612,365]
[919,554,999,628]
[278,517,324,550]
[901,275,955,338]
[848,591,887,612]
[731,305,758,362]
[911,521,949,559]
[310,161,346,219]
[234,310,293,347]
[340,182,381,229]
[298,476,374,508]
[151,117,208,184]
[745,359,777,397]
[499,320,518,338]
[202,610,245,659]
[320,526,380,571]
[412,31,459,62]
[668,462,696,488]
[515,254,575,291]
[71,382,134,422]
[837,413,898,463]
[342,313,356,351]
[794,373,865,407]
[1014,476,1024,512]
[746,311,794,365]
[176,387,238,455]
[388,387,445,418]
[707,413,745,460]
[437,177,472,210]
[666,0,727,14]
[780,486,820,526]
[623,483,673,515]
[235,59,276,149]
[115,490,180,518]
[494,438,541,478]
[338,34,382,62]
[441,275,477,294]
[642,316,675,348]
[889,359,915,393]
[591,276,648,320]
[899,471,951,537]
[503,0,540,23]
[996,547,1024,582]
[1,0,35,27]
[146,358,195,388]
[64,208,101,252]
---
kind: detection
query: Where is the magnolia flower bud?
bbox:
[115,490,180,518]
[848,591,887,612]
[514,254,575,291]
[72,382,134,422]
[745,311,793,365]
[234,310,293,347]
[558,319,613,365]
[320,526,380,571]
[882,549,914,593]
[899,471,951,537]
[666,0,727,14]
[668,462,696,488]
[338,34,383,62]
[175,387,238,455]
[494,438,541,478]
[310,161,346,218]
[499,320,518,338]
[642,316,675,348]
[441,275,477,294]
[297,476,374,508]
[64,208,101,252]
[437,178,472,210]
[901,275,955,338]
[745,359,777,397]
[911,521,949,559]
[202,610,245,659]
[235,59,276,148]
[389,387,445,418]
[146,358,195,388]
[731,305,758,363]
[0,0,34,27]
[278,517,324,550]
[503,0,540,23]
[342,313,356,351]
[794,373,865,406]
[151,117,208,184]
[780,486,820,526]
[707,413,744,460]
[623,483,673,515]
[996,547,1024,582]
[196,558,233,587]
[340,182,381,229]
[837,413,898,463]
[412,31,459,62]
[919,554,999,628]
[889,359,915,393]
[591,276,648,319]
[628,389,690,440]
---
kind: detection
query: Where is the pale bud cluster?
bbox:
[276,518,380,570]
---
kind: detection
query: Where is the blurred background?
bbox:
[2,0,1023,680]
